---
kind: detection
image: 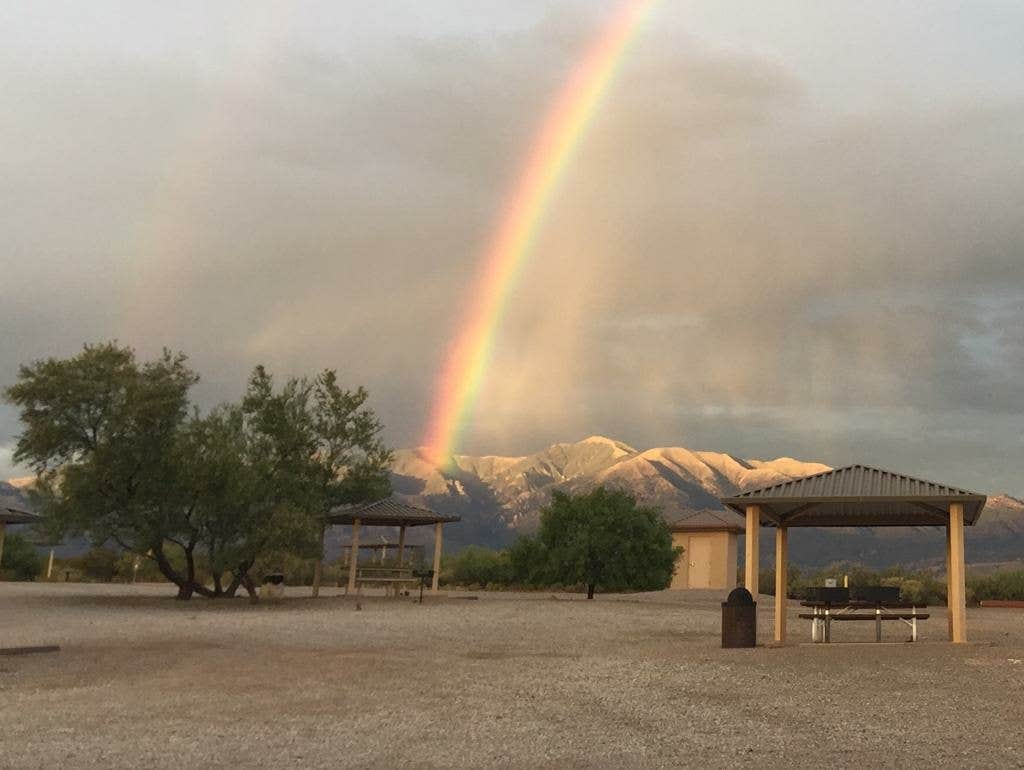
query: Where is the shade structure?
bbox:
[720,465,986,644]
[326,498,460,528]
[323,498,460,595]
[1,508,40,525]
[721,465,986,527]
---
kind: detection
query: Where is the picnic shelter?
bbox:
[326,498,460,594]
[721,465,987,644]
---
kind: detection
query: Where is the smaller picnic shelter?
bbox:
[0,508,41,569]
[721,465,987,644]
[326,498,460,594]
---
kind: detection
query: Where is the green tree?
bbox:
[5,343,203,597]
[525,487,678,599]
[5,343,392,600]
[0,533,43,581]
[184,367,392,597]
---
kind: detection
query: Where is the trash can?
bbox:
[721,586,757,648]
[260,572,285,600]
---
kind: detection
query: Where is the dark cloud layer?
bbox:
[2,2,1022,495]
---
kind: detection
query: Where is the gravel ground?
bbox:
[1,582,1023,769]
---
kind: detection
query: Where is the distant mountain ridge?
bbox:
[0,480,32,512]
[392,435,829,531]
[8,437,1023,567]
[390,436,1024,567]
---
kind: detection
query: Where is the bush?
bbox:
[443,546,513,588]
[67,547,121,582]
[509,535,547,587]
[758,562,948,605]
[0,533,43,581]
[968,570,1024,603]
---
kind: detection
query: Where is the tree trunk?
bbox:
[243,573,258,604]
[225,559,254,599]
[150,542,215,600]
[151,544,190,600]
[587,583,595,600]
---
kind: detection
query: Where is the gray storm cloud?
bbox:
[1,1,1022,495]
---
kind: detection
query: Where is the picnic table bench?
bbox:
[349,567,419,597]
[799,600,930,643]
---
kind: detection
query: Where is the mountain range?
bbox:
[6,435,1023,568]
[391,436,1024,568]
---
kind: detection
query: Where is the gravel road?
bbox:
[1,583,1022,768]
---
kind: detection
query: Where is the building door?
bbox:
[688,536,713,588]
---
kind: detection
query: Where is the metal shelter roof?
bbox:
[1,507,40,525]
[720,465,987,527]
[326,498,460,528]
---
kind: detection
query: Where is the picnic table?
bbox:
[799,599,930,643]
[350,567,418,598]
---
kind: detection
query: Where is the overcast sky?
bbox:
[2,1,1023,495]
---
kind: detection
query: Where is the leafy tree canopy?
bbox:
[5,342,392,599]
[514,486,679,599]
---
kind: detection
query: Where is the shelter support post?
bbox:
[744,505,760,597]
[312,525,326,598]
[397,525,407,566]
[347,519,361,594]
[775,527,788,643]
[431,522,443,593]
[0,522,5,571]
[947,503,967,643]
[945,524,953,639]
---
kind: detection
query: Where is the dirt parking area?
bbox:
[1,583,1023,768]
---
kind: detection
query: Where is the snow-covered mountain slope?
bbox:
[392,436,833,532]
[388,437,1024,565]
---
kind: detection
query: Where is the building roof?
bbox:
[326,498,460,528]
[1,507,40,525]
[670,509,744,533]
[720,465,987,527]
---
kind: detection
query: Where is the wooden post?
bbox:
[945,523,953,640]
[0,522,6,572]
[744,505,760,597]
[774,527,788,643]
[431,522,443,593]
[397,525,407,566]
[948,503,967,643]
[312,524,327,598]
[347,519,361,594]
[46,548,55,580]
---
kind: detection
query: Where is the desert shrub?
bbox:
[443,546,513,588]
[67,547,121,582]
[968,570,1024,603]
[509,535,547,586]
[0,533,43,581]
[758,562,947,604]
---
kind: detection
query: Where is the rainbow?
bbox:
[422,0,658,465]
